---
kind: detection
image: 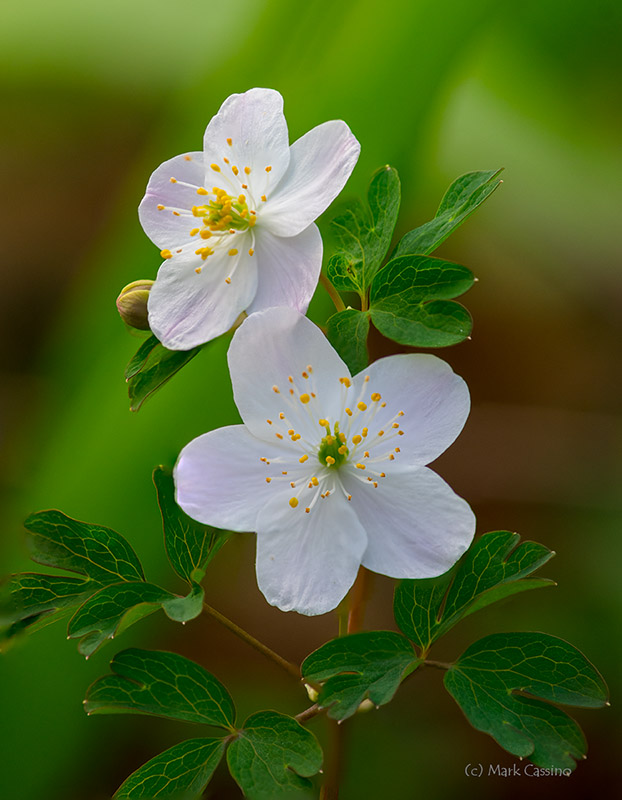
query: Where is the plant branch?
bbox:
[201,602,301,681]
[424,659,452,671]
[295,703,322,724]
[320,273,346,312]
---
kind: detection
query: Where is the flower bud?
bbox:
[116,280,154,330]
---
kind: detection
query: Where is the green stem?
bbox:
[347,566,369,634]
[201,602,301,681]
[320,273,346,312]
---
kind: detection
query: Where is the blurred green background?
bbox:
[1,0,620,797]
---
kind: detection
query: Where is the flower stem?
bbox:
[320,273,346,312]
[347,566,370,634]
[201,602,300,681]
[320,717,347,799]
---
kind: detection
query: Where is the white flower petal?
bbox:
[245,224,322,317]
[138,152,205,248]
[351,354,470,466]
[227,308,350,442]
[341,466,475,579]
[174,425,292,531]
[202,88,291,200]
[148,244,257,350]
[261,120,361,237]
[255,492,367,615]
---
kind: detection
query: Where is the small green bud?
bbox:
[116,280,154,330]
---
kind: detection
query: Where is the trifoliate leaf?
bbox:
[393,169,503,258]
[24,509,144,583]
[153,467,229,584]
[444,632,609,770]
[325,309,370,375]
[328,166,401,294]
[85,648,236,729]
[369,255,474,347]
[394,531,555,652]
[227,711,323,800]
[114,737,226,799]
[67,581,203,658]
[126,335,202,412]
[301,631,420,721]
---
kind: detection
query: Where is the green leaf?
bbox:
[126,335,202,412]
[394,531,555,652]
[301,631,419,721]
[393,169,503,258]
[227,711,323,800]
[328,165,401,293]
[161,581,205,623]
[325,309,370,375]
[369,254,474,347]
[114,738,226,800]
[24,509,144,584]
[85,648,236,730]
[444,632,609,770]
[0,573,96,644]
[153,467,229,584]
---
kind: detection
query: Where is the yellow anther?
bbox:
[184,155,192,161]
[380,472,386,478]
[173,211,180,216]
[373,481,378,488]
[211,163,221,172]
[351,435,362,445]
[302,371,309,379]
[371,392,381,402]
[224,157,230,164]
[378,430,385,436]
[395,447,401,452]
[299,455,309,463]
[345,408,353,416]
[326,456,336,465]
[305,508,310,513]
[265,165,272,172]
[157,204,164,210]
[232,166,239,175]
[338,432,346,443]
[282,471,287,475]
[227,137,232,145]
[190,228,199,236]
[272,385,280,393]
[289,497,298,508]
[176,248,182,253]
[288,376,294,383]
[160,249,172,259]
[244,166,251,175]
[364,375,370,383]
[228,248,238,256]
[291,433,301,441]
[275,433,283,439]
[225,277,231,284]
[362,428,368,437]
[169,177,177,183]
[241,183,248,189]
[338,445,347,455]
[355,463,366,470]
[389,454,395,460]
[398,411,405,416]
[279,412,285,419]
[319,418,329,427]
[261,194,267,202]
[248,248,255,256]
[311,477,319,486]
[288,429,295,435]
[347,494,352,501]
[195,267,202,274]
[381,402,387,408]
[398,430,405,436]
[290,481,296,488]
[266,419,273,425]
[200,230,212,239]
[266,477,272,483]
[325,436,335,445]
[238,194,246,203]
[197,187,208,195]
[392,423,399,429]
[340,377,352,387]
[300,393,310,404]
[357,402,367,411]
[364,451,370,457]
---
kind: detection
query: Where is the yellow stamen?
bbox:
[232,166,239,175]
[266,419,272,425]
[355,463,366,470]
[244,166,251,175]
[169,177,177,183]
[351,435,362,445]
[160,249,172,259]
[249,248,255,256]
[300,394,310,404]
[184,155,192,161]
[299,455,309,463]
[311,477,319,486]
[227,137,232,146]
[340,377,352,387]
[261,194,267,202]
[265,166,272,172]
[325,456,336,465]
[190,228,199,236]
[266,477,272,483]
[362,428,368,437]
[228,249,238,256]
[195,267,202,274]
[371,392,381,402]
[272,385,280,393]
[211,163,221,172]
[357,402,367,411]
[319,418,329,427]
[197,187,208,195]
[157,204,164,210]
[289,497,298,508]
[345,408,353,416]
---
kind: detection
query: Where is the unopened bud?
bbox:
[116,280,154,330]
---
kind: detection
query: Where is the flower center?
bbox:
[317,422,349,468]
[192,187,256,233]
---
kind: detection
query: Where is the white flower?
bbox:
[138,88,360,350]
[174,308,475,616]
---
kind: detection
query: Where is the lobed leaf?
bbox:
[126,335,202,412]
[153,467,229,584]
[301,631,420,721]
[227,711,323,800]
[394,531,555,652]
[444,632,609,770]
[24,509,144,584]
[85,648,236,729]
[369,254,474,347]
[328,166,401,294]
[325,309,370,376]
[114,737,226,799]
[393,169,503,258]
